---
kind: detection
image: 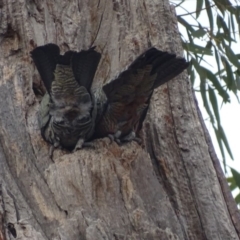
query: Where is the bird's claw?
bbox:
[107,131,141,145]
[108,131,123,145]
[49,140,60,159]
[49,146,54,159]
[82,142,95,149]
[73,139,84,151]
[107,134,115,143]
[74,139,95,151]
[121,131,142,144]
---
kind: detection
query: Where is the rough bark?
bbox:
[0,0,239,239]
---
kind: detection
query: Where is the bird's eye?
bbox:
[55,119,65,125]
[78,116,90,124]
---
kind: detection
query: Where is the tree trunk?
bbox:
[0,0,239,239]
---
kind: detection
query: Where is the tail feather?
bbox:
[58,50,75,65]
[31,43,60,94]
[71,47,101,91]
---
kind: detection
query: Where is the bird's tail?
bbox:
[70,47,101,92]
[31,43,60,94]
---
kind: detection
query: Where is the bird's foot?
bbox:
[107,131,141,145]
[49,140,60,160]
[74,139,95,151]
[74,138,84,151]
[108,131,122,144]
[121,131,142,144]
[49,146,55,159]
[82,142,95,149]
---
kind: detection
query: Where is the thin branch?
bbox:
[178,4,216,17]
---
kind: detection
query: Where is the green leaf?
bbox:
[208,87,220,124]
[189,65,195,85]
[235,70,240,90]
[191,58,203,75]
[214,0,226,15]
[191,28,206,38]
[217,15,231,40]
[196,0,204,18]
[221,55,236,92]
[230,13,235,40]
[222,75,236,95]
[182,42,212,55]
[214,32,225,49]
[213,46,221,77]
[221,0,233,10]
[235,193,240,204]
[177,16,194,32]
[224,44,240,69]
[175,0,237,171]
[205,0,214,31]
[231,168,240,189]
[235,7,240,26]
[202,67,230,102]
[219,125,234,159]
[206,40,212,49]
[214,126,226,168]
[227,176,234,184]
[199,80,214,123]
[229,182,237,191]
[227,176,237,190]
[186,29,194,45]
[215,68,225,76]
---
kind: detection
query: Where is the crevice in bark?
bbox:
[97,0,101,8]
[0,189,6,240]
[16,125,67,218]
[0,154,49,240]
[90,11,104,48]
[145,123,189,239]
[113,160,132,235]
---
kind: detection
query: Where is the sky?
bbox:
[175,1,240,176]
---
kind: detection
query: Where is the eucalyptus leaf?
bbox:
[196,0,204,18]
[214,126,226,168]
[224,44,240,68]
[208,87,220,124]
[205,0,214,31]
[183,42,212,55]
[192,28,206,38]
[177,16,194,32]
[175,0,240,185]
[235,194,240,204]
[200,81,215,124]
[219,125,234,160]
[231,168,240,189]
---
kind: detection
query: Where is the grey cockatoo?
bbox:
[32,44,188,152]
[31,44,101,155]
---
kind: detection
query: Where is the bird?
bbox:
[93,47,189,143]
[32,44,188,151]
[31,43,101,155]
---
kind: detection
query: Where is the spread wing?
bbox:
[95,48,189,139]
[103,47,189,103]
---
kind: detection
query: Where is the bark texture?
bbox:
[0,0,239,239]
